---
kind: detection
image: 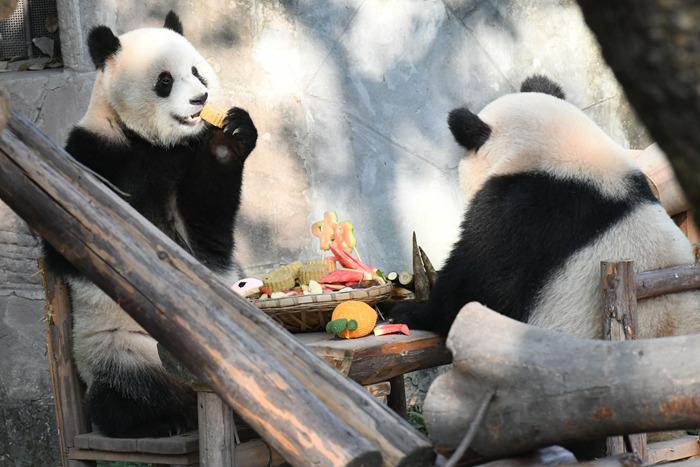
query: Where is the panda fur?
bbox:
[43,12,257,437]
[391,75,700,340]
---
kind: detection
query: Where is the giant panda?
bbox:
[43,11,257,437]
[391,75,700,340]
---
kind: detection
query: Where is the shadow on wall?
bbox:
[101,0,645,276]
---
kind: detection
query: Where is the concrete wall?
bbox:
[0,0,649,464]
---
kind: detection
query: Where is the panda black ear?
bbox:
[520,74,566,100]
[164,11,184,35]
[448,107,491,151]
[88,26,121,70]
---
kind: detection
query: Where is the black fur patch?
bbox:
[155,71,174,98]
[390,171,657,336]
[43,108,257,276]
[164,11,184,35]
[192,66,207,88]
[87,364,196,437]
[448,107,491,151]
[520,74,566,99]
[88,26,121,70]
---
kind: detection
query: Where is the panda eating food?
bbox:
[43,12,257,437]
[392,75,700,340]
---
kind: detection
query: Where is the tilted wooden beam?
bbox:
[0,101,433,466]
[424,302,700,463]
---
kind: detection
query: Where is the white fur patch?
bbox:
[69,277,161,386]
[214,145,231,163]
[458,93,638,201]
[529,203,700,339]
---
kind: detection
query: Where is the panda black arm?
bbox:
[64,127,129,182]
[176,107,257,272]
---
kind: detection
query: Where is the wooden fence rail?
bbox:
[635,264,700,300]
[0,100,433,466]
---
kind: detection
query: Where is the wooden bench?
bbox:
[41,259,449,466]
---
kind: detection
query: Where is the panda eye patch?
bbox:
[192,66,207,87]
[155,71,173,97]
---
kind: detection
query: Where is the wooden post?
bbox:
[40,259,95,467]
[0,110,433,465]
[601,261,647,459]
[388,375,408,418]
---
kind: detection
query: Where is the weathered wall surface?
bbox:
[0,0,649,464]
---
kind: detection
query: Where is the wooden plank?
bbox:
[635,264,700,300]
[298,331,451,385]
[0,110,433,466]
[68,447,198,465]
[73,433,137,452]
[40,258,93,467]
[137,432,199,455]
[601,261,646,459]
[645,435,700,465]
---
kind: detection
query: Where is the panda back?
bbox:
[434,169,658,326]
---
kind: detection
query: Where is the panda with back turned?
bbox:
[43,11,257,437]
[392,75,700,340]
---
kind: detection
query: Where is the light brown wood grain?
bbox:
[0,110,434,466]
[424,302,700,462]
[635,264,700,300]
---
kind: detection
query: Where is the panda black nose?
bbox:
[190,92,208,105]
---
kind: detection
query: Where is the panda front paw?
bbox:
[222,107,257,158]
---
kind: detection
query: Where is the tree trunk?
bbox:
[424,302,700,462]
[577,0,700,220]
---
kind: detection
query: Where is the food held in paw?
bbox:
[200,104,226,128]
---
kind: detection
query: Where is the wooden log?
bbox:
[601,261,646,458]
[423,302,700,462]
[412,232,430,300]
[629,144,689,215]
[635,264,700,300]
[40,258,95,467]
[398,271,414,289]
[0,111,433,465]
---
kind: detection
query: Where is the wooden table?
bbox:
[195,329,451,467]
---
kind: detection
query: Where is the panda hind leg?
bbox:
[87,365,196,438]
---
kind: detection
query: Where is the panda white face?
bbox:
[87,18,220,147]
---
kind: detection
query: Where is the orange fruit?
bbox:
[330,301,377,339]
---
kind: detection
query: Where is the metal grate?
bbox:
[0,0,60,62]
[0,0,30,60]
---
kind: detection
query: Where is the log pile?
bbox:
[424,302,700,464]
[0,97,433,466]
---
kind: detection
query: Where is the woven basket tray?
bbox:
[252,283,393,332]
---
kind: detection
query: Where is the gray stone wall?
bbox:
[0,0,649,464]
